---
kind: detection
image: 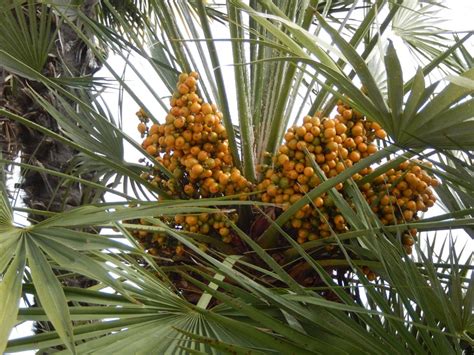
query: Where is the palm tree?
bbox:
[0,0,137,343]
[1,1,473,353]
[0,1,103,220]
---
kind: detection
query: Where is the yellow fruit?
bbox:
[375,129,387,139]
[146,145,157,155]
[138,122,147,134]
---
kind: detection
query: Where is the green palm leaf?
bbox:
[0,237,26,353]
[0,1,55,72]
[25,235,76,354]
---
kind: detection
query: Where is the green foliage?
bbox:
[0,0,55,72]
[0,0,472,353]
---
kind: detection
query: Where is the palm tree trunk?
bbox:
[1,1,101,341]
[1,2,101,220]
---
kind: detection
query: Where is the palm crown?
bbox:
[0,1,473,354]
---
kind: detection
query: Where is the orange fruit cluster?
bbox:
[257,101,438,253]
[257,101,385,244]
[360,160,438,254]
[132,72,439,259]
[132,72,252,255]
